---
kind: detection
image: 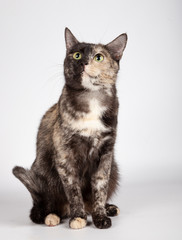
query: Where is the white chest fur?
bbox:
[70,99,107,137]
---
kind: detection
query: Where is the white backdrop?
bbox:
[0,0,182,239]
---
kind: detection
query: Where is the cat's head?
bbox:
[64,28,127,91]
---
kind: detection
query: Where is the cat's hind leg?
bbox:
[105,203,120,217]
[30,201,47,224]
[13,166,62,226]
[30,198,62,226]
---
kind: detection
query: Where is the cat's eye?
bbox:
[73,52,82,60]
[94,54,104,62]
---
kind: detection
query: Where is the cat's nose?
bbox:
[81,62,88,66]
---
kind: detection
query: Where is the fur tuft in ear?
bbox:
[65,28,79,52]
[106,33,127,61]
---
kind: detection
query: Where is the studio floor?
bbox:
[0,183,181,240]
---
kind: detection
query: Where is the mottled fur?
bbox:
[13,28,127,229]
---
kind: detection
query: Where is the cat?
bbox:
[13,28,127,229]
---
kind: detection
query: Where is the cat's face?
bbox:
[64,28,127,91]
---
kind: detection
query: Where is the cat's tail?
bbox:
[12,166,42,203]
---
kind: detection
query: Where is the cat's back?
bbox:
[40,103,59,128]
[36,103,59,147]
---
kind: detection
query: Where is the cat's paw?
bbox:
[92,214,111,229]
[106,204,120,217]
[69,217,87,229]
[45,214,60,227]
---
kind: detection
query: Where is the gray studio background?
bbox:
[0,0,181,239]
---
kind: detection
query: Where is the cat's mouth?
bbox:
[83,71,100,85]
[82,71,113,87]
[92,80,100,86]
[83,70,96,79]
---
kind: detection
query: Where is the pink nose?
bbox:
[84,64,89,68]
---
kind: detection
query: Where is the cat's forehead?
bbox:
[93,45,110,56]
[69,43,94,53]
[69,43,108,56]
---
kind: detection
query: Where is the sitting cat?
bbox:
[13,28,127,229]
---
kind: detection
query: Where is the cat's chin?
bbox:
[81,72,101,91]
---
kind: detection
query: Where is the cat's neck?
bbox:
[59,84,116,119]
[59,84,117,137]
[63,84,116,101]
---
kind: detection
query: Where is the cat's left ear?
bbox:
[65,28,79,52]
[106,33,127,61]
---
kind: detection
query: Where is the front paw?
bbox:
[45,214,60,227]
[92,214,111,229]
[106,204,120,217]
[69,217,87,229]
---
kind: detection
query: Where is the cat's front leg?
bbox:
[91,151,113,229]
[56,157,87,229]
[53,125,87,229]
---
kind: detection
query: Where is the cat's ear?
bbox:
[106,33,127,61]
[65,28,79,52]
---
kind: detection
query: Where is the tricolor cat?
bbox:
[13,28,127,229]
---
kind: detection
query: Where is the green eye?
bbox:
[73,52,82,60]
[94,54,104,62]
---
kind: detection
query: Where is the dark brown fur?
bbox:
[13,28,127,229]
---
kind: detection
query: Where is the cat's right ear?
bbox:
[65,28,79,52]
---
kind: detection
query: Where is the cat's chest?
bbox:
[70,98,108,137]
